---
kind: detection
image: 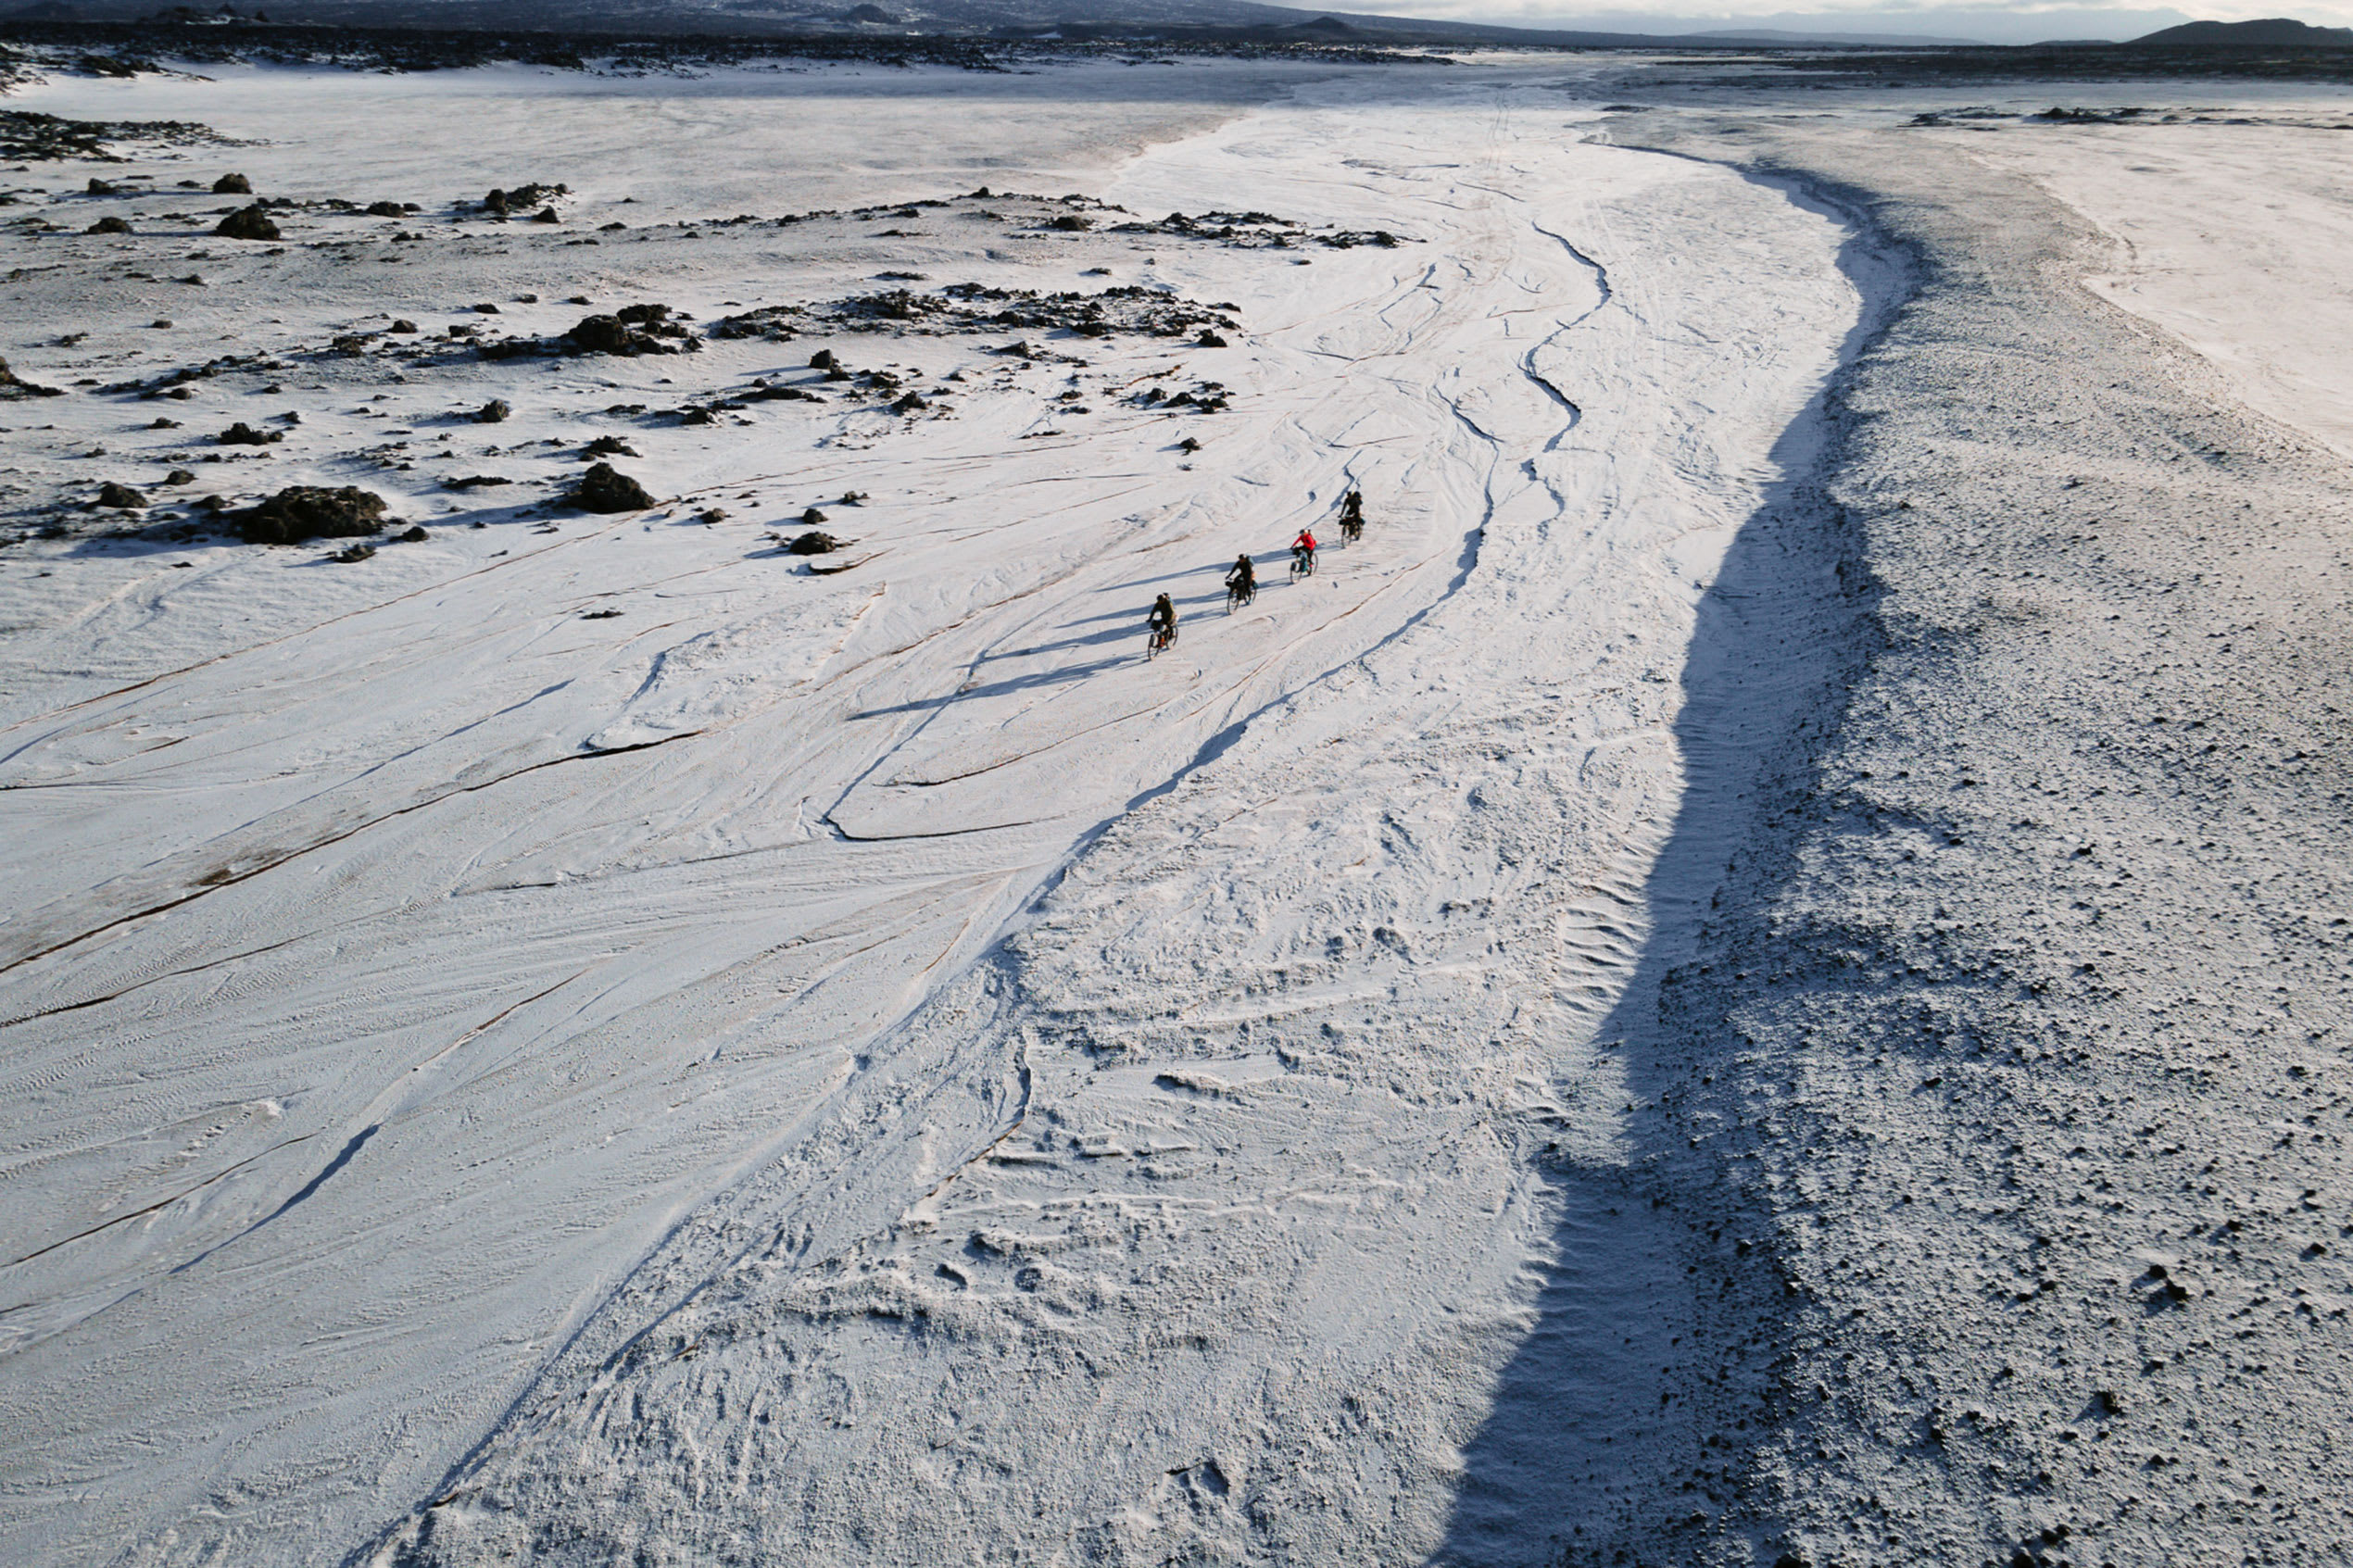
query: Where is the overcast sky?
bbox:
[1327,2,2353,43]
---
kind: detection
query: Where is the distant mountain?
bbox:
[0,0,2016,46]
[2133,15,2353,44]
[1678,25,1985,45]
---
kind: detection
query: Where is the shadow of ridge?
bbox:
[1428,163,1909,1568]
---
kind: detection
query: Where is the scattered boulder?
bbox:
[565,315,632,354]
[562,308,685,356]
[1047,214,1093,232]
[0,357,63,401]
[573,462,653,512]
[890,391,929,413]
[530,207,560,224]
[483,182,567,217]
[1197,329,1228,347]
[215,206,281,242]
[394,524,429,543]
[86,216,132,235]
[150,417,182,429]
[809,348,837,370]
[235,485,389,545]
[365,201,406,218]
[786,531,839,554]
[325,542,377,563]
[212,172,252,194]
[162,468,195,485]
[387,319,418,333]
[94,481,147,509]
[474,398,511,424]
[87,177,120,195]
[800,507,827,525]
[472,302,501,315]
[585,435,638,458]
[217,421,284,445]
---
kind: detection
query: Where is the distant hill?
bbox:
[2134,16,2353,45]
[1679,26,1985,45]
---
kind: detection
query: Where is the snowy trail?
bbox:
[354,82,1861,1567]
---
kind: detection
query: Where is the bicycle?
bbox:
[1148,622,1177,658]
[1290,547,1316,581]
[1340,515,1364,546]
[1226,581,1255,613]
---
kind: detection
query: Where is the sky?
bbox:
[1325,2,2353,43]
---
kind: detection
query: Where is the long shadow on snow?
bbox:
[1430,164,1906,1568]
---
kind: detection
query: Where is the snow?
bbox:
[1940,112,2353,461]
[2,48,2349,1568]
[0,57,1855,1565]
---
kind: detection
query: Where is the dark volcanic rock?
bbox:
[786,530,839,554]
[0,356,65,400]
[585,435,638,458]
[573,462,653,512]
[86,215,132,234]
[474,398,511,424]
[236,485,389,545]
[565,314,632,354]
[218,421,283,445]
[214,205,281,242]
[94,481,147,508]
[562,309,685,356]
[484,182,568,217]
[212,172,252,194]
[87,176,120,194]
[366,200,407,218]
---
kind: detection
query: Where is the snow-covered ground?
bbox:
[2,49,2349,1568]
[1941,112,2353,463]
[0,56,1857,1566]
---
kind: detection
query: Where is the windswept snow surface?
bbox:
[1946,114,2353,463]
[0,64,1859,1566]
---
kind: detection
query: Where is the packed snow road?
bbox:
[0,64,1858,1565]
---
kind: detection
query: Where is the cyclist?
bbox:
[1339,488,1365,543]
[1148,592,1178,654]
[1225,553,1255,609]
[1290,528,1317,578]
